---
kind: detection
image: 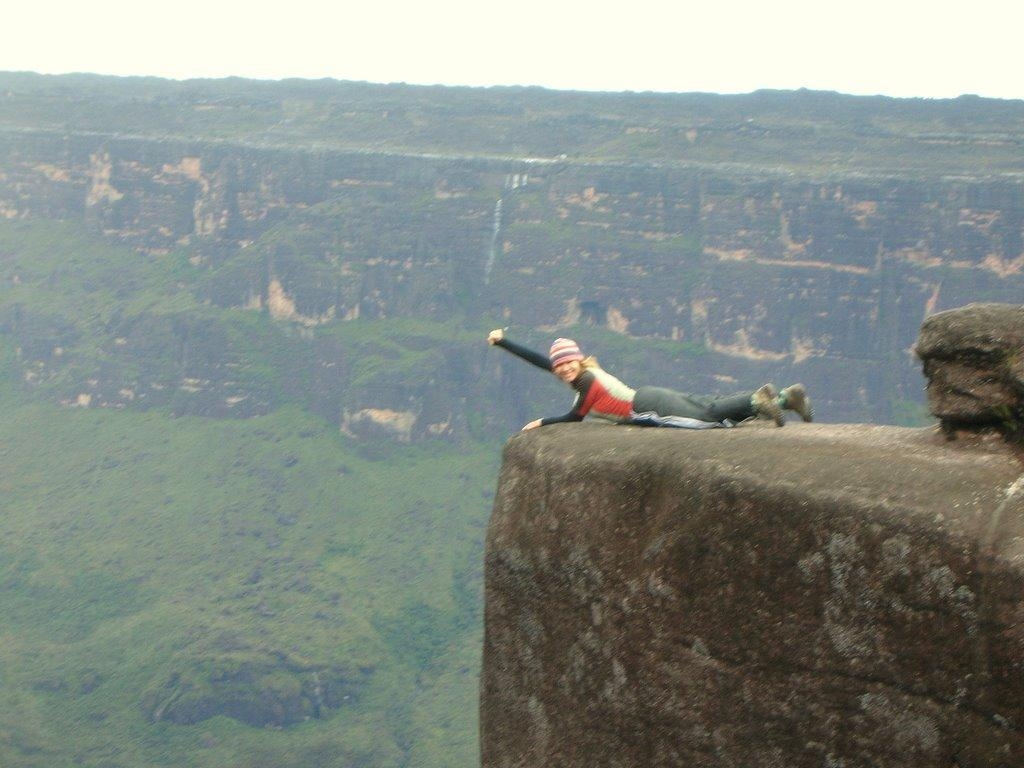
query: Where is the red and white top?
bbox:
[561,367,636,423]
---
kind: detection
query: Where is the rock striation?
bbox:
[482,416,1024,766]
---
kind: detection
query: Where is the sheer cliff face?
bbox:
[482,423,1024,768]
[2,127,1023,427]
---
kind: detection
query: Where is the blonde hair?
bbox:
[580,356,601,370]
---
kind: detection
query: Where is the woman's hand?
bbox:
[521,419,542,431]
[487,328,504,345]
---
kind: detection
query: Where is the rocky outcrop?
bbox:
[143,643,371,728]
[917,303,1024,439]
[481,419,1024,767]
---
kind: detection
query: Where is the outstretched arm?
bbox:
[488,329,588,429]
[486,329,553,372]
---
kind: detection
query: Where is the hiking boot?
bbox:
[780,383,813,422]
[751,383,785,427]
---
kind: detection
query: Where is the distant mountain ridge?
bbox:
[2,73,1023,432]
[3,72,1023,174]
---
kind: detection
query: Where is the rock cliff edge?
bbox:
[482,304,1024,767]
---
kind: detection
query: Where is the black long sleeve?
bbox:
[494,337,553,372]
[540,409,585,426]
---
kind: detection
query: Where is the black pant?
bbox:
[632,386,755,423]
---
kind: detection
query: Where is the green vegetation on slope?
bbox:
[0,386,498,767]
[0,216,505,767]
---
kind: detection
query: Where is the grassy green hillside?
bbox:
[0,218,503,767]
[0,385,498,767]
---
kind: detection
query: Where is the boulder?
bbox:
[917,303,1024,436]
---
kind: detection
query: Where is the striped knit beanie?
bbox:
[549,337,584,367]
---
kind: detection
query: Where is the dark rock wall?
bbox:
[2,128,1023,427]
[482,423,1024,767]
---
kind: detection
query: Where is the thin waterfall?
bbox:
[484,174,528,285]
[484,196,503,285]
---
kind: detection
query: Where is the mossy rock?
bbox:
[143,647,371,727]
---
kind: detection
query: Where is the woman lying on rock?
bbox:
[487,329,813,431]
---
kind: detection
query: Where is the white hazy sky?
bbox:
[3,1,1022,100]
